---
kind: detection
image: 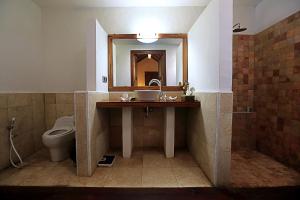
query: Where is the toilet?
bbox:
[42,116,75,162]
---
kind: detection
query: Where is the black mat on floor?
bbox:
[0,186,299,200]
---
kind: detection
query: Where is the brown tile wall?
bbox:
[231,113,256,151]
[233,35,255,112]
[232,35,256,151]
[254,11,300,171]
[233,11,300,171]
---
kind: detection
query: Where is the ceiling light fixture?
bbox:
[137,33,158,44]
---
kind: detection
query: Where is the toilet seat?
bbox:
[43,128,74,138]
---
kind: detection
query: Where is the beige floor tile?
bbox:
[172,167,211,187]
[0,166,43,186]
[113,155,143,168]
[142,147,164,155]
[0,167,19,184]
[170,151,198,168]
[132,148,144,156]
[106,149,121,156]
[21,166,71,186]
[88,168,112,186]
[142,167,178,187]
[104,168,142,187]
[143,154,172,168]
[69,168,111,187]
[0,148,214,188]
[25,149,63,168]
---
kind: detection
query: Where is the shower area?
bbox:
[231,11,300,187]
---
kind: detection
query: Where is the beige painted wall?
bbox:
[0,0,43,92]
[41,7,203,91]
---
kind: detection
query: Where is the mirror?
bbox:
[131,50,166,87]
[108,34,188,91]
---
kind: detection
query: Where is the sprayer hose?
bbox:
[9,129,23,168]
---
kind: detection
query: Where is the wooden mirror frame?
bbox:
[108,33,188,91]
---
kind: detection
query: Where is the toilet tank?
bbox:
[53,116,74,129]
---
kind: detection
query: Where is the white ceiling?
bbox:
[114,39,182,46]
[33,0,211,8]
[234,0,262,6]
[33,0,263,8]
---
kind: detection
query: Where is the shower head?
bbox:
[233,23,247,33]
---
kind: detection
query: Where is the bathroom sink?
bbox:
[134,90,160,101]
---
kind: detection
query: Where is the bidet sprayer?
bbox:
[7,117,16,131]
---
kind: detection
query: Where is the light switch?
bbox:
[102,76,107,83]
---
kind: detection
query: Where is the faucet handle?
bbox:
[159,93,167,102]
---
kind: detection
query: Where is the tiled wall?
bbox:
[233,35,255,112]
[232,35,257,151]
[44,93,74,129]
[231,113,256,151]
[232,35,256,151]
[232,11,300,171]
[109,92,187,149]
[88,92,109,175]
[74,92,109,176]
[254,11,300,170]
[187,92,232,186]
[217,93,233,185]
[0,93,45,170]
[0,93,74,171]
[109,108,187,149]
[74,92,88,176]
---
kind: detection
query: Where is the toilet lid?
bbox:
[48,129,72,136]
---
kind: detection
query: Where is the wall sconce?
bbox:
[137,33,158,43]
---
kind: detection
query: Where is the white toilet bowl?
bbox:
[42,116,75,162]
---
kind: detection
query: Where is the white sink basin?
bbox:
[134,90,160,101]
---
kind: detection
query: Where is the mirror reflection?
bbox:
[112,38,184,87]
[131,50,165,87]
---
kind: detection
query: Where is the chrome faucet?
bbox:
[149,79,164,101]
[149,79,161,89]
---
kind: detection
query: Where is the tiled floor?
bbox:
[0,148,211,188]
[231,150,300,187]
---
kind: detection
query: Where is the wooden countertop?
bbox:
[96,100,200,108]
